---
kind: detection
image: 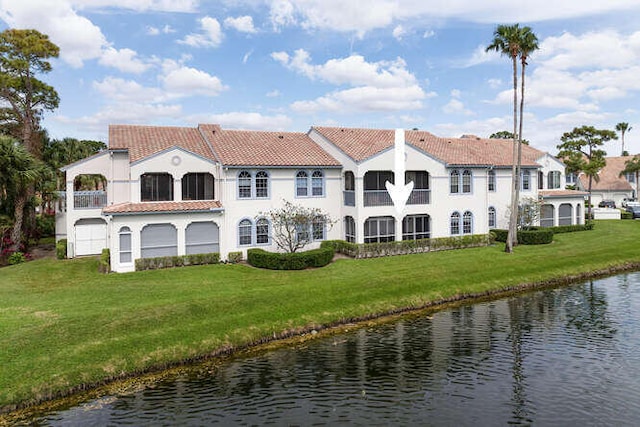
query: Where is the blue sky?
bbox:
[2,0,640,156]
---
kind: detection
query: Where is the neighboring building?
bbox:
[56,125,586,273]
[574,156,636,208]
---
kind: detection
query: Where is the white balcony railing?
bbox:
[363,189,431,207]
[407,189,430,205]
[72,191,107,209]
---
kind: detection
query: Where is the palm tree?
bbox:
[0,135,49,251]
[615,122,632,156]
[620,155,640,200]
[515,27,539,226]
[486,24,524,253]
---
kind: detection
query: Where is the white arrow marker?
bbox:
[385,128,414,215]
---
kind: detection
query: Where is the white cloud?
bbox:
[93,77,164,103]
[70,0,197,13]
[224,16,257,33]
[187,112,293,130]
[423,29,435,39]
[0,0,107,67]
[269,0,297,30]
[266,89,281,97]
[160,62,228,97]
[146,24,175,35]
[179,16,223,48]
[392,25,405,41]
[274,49,432,113]
[99,47,151,74]
[243,50,254,64]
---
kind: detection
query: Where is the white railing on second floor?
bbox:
[364,190,393,207]
[73,191,107,209]
[407,189,430,205]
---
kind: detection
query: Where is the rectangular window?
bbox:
[312,218,325,240]
[450,171,459,193]
[182,173,214,200]
[488,170,496,192]
[521,171,530,190]
[462,171,472,193]
[364,217,395,243]
[141,173,173,202]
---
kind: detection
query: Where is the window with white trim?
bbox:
[296,170,325,197]
[547,171,561,189]
[312,216,326,240]
[463,211,473,234]
[462,170,472,193]
[119,226,132,263]
[488,207,496,228]
[255,171,269,198]
[521,170,531,191]
[450,170,460,193]
[402,215,430,240]
[238,171,252,198]
[256,218,270,245]
[450,169,472,194]
[488,170,496,192]
[450,212,461,235]
[312,171,324,196]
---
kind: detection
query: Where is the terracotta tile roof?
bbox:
[312,127,544,167]
[200,124,340,167]
[578,156,635,191]
[539,190,588,198]
[103,200,223,215]
[109,125,218,163]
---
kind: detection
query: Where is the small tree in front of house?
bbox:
[517,196,542,229]
[260,200,335,253]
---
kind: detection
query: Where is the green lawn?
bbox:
[2,220,640,411]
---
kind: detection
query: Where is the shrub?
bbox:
[227,251,243,264]
[135,252,220,272]
[247,247,334,270]
[98,248,110,273]
[490,229,509,243]
[621,210,633,220]
[517,229,554,245]
[7,251,27,265]
[56,239,67,259]
[35,214,55,238]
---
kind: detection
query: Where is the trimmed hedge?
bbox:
[321,234,492,259]
[227,251,243,264]
[547,222,594,233]
[247,247,334,270]
[56,239,67,260]
[517,229,553,245]
[621,210,633,220]
[491,223,594,244]
[135,252,220,271]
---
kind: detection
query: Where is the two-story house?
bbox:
[56,124,586,273]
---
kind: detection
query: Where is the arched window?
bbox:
[521,170,531,191]
[463,211,473,234]
[119,226,132,263]
[462,170,472,193]
[344,216,356,243]
[344,171,355,191]
[538,171,544,189]
[559,203,573,226]
[141,173,173,201]
[296,171,309,197]
[255,171,269,198]
[238,171,252,198]
[256,218,270,244]
[238,219,253,245]
[140,224,177,258]
[186,221,220,254]
[488,170,496,192]
[364,216,395,243]
[450,170,460,193]
[488,207,496,228]
[312,170,324,196]
[450,212,461,235]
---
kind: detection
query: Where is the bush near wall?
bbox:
[135,252,220,271]
[56,239,67,260]
[517,229,554,245]
[321,234,492,259]
[621,210,633,220]
[227,251,243,264]
[98,248,110,273]
[247,247,334,270]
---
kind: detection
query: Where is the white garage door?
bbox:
[75,218,107,256]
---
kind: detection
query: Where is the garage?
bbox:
[74,218,107,256]
[185,221,220,255]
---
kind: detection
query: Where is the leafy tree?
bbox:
[0,29,60,157]
[260,200,335,253]
[517,197,541,229]
[489,130,529,145]
[486,24,538,253]
[615,122,632,156]
[620,155,640,200]
[42,137,107,190]
[0,135,50,251]
[557,126,617,216]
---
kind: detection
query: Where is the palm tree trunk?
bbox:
[10,192,27,252]
[506,55,519,253]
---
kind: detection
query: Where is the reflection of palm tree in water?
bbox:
[508,297,531,423]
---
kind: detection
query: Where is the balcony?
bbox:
[343,190,355,206]
[363,189,430,207]
[72,191,107,209]
[407,189,430,205]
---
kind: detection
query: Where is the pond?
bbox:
[16,273,640,425]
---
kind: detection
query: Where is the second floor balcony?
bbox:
[363,188,431,207]
[57,190,107,211]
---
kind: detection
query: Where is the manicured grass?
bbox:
[1,220,640,410]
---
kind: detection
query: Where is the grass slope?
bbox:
[1,220,639,410]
